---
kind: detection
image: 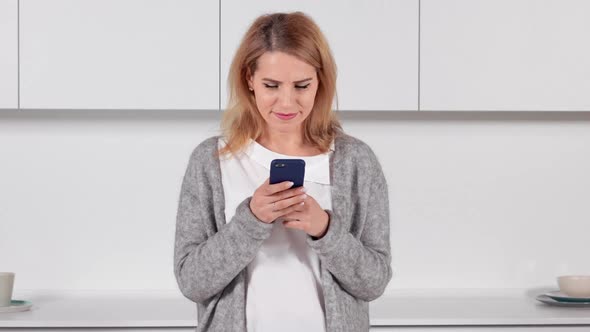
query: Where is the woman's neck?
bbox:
[256,130,320,156]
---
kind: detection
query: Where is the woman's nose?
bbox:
[278,87,295,108]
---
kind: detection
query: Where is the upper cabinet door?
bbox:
[20,0,218,110]
[0,0,17,109]
[221,0,419,111]
[421,0,590,111]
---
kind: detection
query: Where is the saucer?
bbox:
[0,300,33,313]
[536,294,590,307]
[544,291,590,303]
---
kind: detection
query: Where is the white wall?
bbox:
[1,110,589,295]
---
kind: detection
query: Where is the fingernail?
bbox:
[288,181,294,187]
[301,194,307,199]
[300,187,307,193]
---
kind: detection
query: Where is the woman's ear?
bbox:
[246,67,256,91]
[247,75,254,91]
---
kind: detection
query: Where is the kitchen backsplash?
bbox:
[1,110,589,294]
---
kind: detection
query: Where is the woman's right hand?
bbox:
[249,177,308,224]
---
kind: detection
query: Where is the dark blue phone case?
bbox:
[269,159,305,188]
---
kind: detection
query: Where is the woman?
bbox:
[174,12,392,332]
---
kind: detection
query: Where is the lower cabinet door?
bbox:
[0,329,195,332]
[2,326,589,331]
[371,327,590,332]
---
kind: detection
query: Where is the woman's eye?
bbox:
[263,83,310,89]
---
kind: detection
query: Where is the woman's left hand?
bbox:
[282,191,330,239]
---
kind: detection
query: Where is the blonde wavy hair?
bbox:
[218,11,342,157]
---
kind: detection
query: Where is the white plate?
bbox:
[536,294,590,307]
[0,300,33,313]
[544,290,590,302]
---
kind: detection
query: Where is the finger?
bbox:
[282,211,303,221]
[273,193,307,211]
[270,186,306,203]
[274,200,305,218]
[258,199,289,223]
[266,180,295,195]
[258,177,270,194]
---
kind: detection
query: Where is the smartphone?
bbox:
[269,159,305,188]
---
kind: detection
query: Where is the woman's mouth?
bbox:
[274,112,297,120]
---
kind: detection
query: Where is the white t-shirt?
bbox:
[218,137,334,332]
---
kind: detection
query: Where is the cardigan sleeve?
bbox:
[306,149,393,302]
[173,140,273,304]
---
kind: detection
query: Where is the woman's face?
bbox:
[248,51,318,135]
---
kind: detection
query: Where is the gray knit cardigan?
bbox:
[174,132,392,331]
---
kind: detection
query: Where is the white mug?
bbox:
[0,272,15,307]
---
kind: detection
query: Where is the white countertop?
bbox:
[1,289,589,327]
[0,290,195,327]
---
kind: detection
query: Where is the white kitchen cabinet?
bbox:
[20,0,218,110]
[2,291,590,331]
[220,0,419,111]
[371,327,590,331]
[420,0,590,111]
[2,327,590,332]
[0,0,18,109]
[2,328,590,332]
[0,330,195,332]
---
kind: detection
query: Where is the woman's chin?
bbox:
[268,122,302,132]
